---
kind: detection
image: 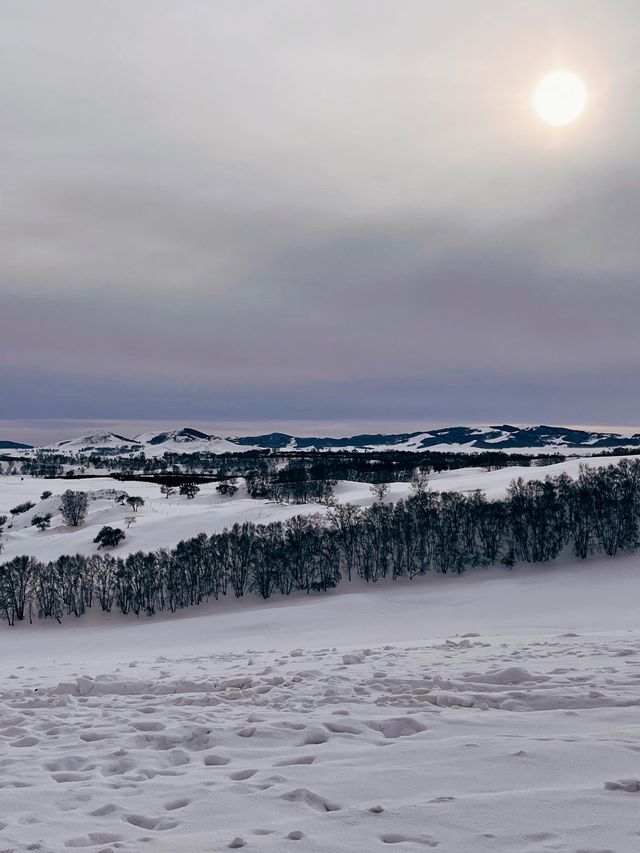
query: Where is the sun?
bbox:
[533,70,588,127]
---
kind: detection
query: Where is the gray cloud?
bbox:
[1,1,639,425]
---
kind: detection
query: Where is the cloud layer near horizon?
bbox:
[2,1,639,423]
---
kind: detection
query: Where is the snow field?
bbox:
[2,559,640,850]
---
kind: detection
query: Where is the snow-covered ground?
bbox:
[2,557,640,851]
[0,453,636,562]
[0,479,324,563]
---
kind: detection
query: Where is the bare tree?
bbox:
[370,483,389,503]
[410,469,430,495]
[60,491,89,527]
[126,496,145,513]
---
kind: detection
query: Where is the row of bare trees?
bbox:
[2,461,640,625]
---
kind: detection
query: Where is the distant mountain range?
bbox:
[3,424,640,455]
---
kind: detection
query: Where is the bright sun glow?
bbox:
[534,70,588,126]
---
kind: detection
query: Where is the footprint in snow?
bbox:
[605,778,640,792]
[275,755,316,766]
[280,787,341,813]
[123,813,178,831]
[380,833,439,846]
[164,797,191,810]
[228,769,258,780]
[204,753,230,766]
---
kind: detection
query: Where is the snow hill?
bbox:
[52,431,143,453]
[6,424,640,455]
[0,453,635,564]
[134,427,248,456]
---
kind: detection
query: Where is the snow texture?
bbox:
[2,556,640,851]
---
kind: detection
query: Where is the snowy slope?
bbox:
[0,454,636,563]
[0,480,326,562]
[2,558,640,851]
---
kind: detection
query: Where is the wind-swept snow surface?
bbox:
[2,558,640,851]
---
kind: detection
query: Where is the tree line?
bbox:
[2,460,640,626]
[8,446,562,482]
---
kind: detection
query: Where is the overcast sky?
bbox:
[2,0,640,434]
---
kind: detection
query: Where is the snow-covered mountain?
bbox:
[134,427,251,456]
[230,424,640,453]
[48,431,143,452]
[136,427,215,445]
[5,424,640,456]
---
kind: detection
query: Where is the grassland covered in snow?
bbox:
[0,453,636,564]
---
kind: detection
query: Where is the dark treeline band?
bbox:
[1,460,639,626]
